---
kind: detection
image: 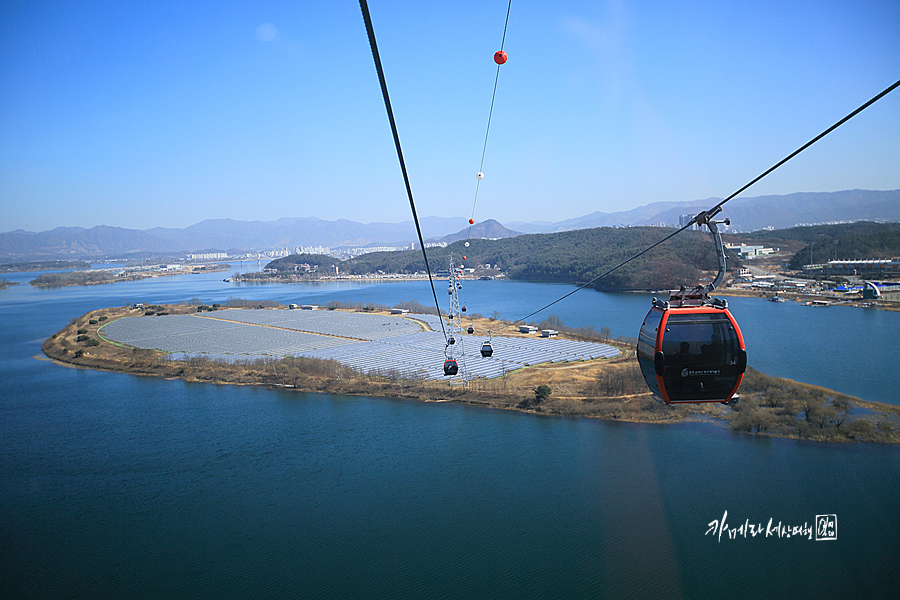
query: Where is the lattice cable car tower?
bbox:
[443,254,469,383]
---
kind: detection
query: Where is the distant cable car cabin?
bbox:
[443,359,459,376]
[480,330,494,358]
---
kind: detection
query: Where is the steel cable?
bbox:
[359,0,447,339]
[513,77,900,325]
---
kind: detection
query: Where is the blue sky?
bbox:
[2,0,898,233]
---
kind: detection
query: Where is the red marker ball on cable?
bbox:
[469,218,475,225]
[494,50,508,65]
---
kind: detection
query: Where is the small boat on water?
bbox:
[770,295,785,302]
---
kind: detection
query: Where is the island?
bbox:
[29,263,232,287]
[0,260,92,273]
[42,302,900,444]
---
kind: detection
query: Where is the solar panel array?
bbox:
[101,314,355,356]
[406,313,444,330]
[206,309,424,340]
[101,309,620,381]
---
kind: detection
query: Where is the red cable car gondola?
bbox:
[636,214,746,404]
[443,359,459,376]
[637,293,746,404]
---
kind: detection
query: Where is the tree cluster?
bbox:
[30,271,115,287]
[0,260,90,273]
[730,368,897,442]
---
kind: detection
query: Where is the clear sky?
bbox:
[2,0,898,233]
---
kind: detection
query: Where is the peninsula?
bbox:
[43,303,900,444]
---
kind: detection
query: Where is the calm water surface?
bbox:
[2,270,899,599]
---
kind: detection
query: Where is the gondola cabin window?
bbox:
[638,308,664,398]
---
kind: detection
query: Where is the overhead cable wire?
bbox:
[359,0,447,339]
[513,77,900,325]
[703,78,900,220]
[466,0,513,241]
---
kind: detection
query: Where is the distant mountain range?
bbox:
[507,189,900,233]
[2,189,897,261]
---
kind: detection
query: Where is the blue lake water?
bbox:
[2,269,899,599]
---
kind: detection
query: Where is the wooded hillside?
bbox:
[264,221,900,289]
[784,223,900,269]
[328,227,733,291]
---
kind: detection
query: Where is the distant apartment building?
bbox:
[188,252,227,260]
[256,246,335,258]
[679,214,700,231]
[347,246,409,258]
[299,245,331,255]
[262,249,294,258]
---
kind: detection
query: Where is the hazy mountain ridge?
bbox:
[641,190,900,232]
[509,190,900,233]
[0,225,176,258]
[0,217,473,261]
[527,199,720,232]
[2,190,897,261]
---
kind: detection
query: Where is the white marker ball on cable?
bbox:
[476,172,484,180]
[465,242,470,247]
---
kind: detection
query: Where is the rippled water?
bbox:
[2,269,899,599]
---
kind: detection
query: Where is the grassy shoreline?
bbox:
[41,304,900,444]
